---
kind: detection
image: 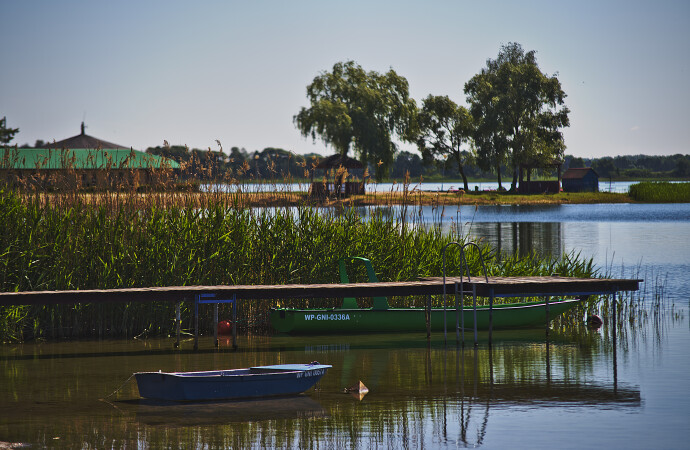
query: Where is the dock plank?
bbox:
[0,276,642,306]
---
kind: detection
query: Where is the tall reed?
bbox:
[629,181,690,202]
[0,150,603,342]
[0,184,599,341]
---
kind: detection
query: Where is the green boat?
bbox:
[270,299,582,334]
[270,257,583,334]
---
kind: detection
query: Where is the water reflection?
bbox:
[468,222,565,258]
[122,396,327,426]
[1,202,688,447]
[0,330,642,448]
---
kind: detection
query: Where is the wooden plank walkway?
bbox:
[0,276,642,306]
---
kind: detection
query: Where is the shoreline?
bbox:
[16,190,638,208]
[208,190,638,207]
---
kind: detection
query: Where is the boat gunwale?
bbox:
[272,298,582,313]
[135,365,332,378]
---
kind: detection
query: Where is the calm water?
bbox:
[205,180,643,193]
[1,204,689,449]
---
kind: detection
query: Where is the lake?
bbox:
[1,203,688,448]
[205,180,645,193]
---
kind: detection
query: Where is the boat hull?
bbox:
[270,299,582,334]
[135,364,331,401]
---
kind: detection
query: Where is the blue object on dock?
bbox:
[134,362,331,401]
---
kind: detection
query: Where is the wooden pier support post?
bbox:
[545,295,550,338]
[460,282,465,347]
[426,295,431,339]
[174,301,181,348]
[472,285,478,346]
[546,325,551,385]
[488,288,495,346]
[214,303,219,348]
[455,282,460,345]
[232,296,237,349]
[612,291,618,393]
[193,295,199,351]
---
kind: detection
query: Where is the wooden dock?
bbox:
[0,276,641,348]
[0,276,641,306]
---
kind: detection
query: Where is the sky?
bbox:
[2,0,688,158]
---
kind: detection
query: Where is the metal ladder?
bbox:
[442,242,489,346]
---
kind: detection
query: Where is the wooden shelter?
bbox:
[517,159,563,194]
[309,154,365,197]
[561,167,599,192]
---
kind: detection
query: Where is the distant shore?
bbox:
[199,190,637,207]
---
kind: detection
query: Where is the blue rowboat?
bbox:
[134,362,331,401]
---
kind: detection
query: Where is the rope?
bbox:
[101,373,136,400]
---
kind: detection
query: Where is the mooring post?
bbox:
[612,291,618,394]
[175,301,181,348]
[472,285,478,346]
[546,326,551,385]
[455,282,460,345]
[214,303,219,348]
[193,295,199,351]
[460,282,465,347]
[488,288,495,346]
[443,283,448,344]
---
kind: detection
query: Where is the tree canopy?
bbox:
[465,43,569,190]
[294,61,417,180]
[0,117,19,146]
[415,95,473,191]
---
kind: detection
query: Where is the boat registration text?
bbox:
[303,313,351,321]
[296,369,327,378]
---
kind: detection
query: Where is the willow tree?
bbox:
[465,43,569,191]
[294,61,417,180]
[415,95,473,191]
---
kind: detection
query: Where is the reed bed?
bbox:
[0,183,600,342]
[628,181,690,202]
[0,152,603,342]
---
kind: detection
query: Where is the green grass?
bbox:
[628,181,690,202]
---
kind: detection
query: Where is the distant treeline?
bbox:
[143,144,690,182]
[143,145,499,182]
[15,137,689,182]
[572,154,690,179]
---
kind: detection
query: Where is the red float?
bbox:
[217,320,233,335]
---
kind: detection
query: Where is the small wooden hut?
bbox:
[309,154,365,198]
[561,167,599,192]
[517,159,563,194]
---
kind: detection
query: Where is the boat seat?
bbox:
[338,257,389,310]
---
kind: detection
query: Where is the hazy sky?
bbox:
[2,0,688,158]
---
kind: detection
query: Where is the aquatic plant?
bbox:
[629,181,690,203]
[0,151,603,342]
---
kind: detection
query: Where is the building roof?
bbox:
[44,122,128,150]
[1,122,179,170]
[562,167,599,180]
[315,154,364,169]
[1,147,180,170]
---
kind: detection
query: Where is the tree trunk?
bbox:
[510,166,518,192]
[495,161,503,190]
[458,164,469,191]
